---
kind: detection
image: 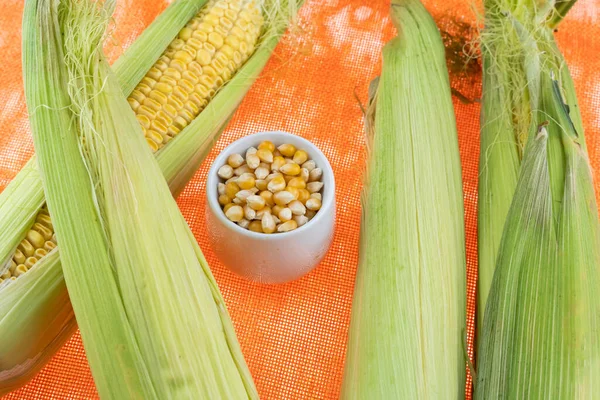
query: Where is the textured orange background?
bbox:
[1,0,599,399]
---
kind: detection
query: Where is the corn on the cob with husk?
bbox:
[341,0,466,398]
[475,74,600,398]
[476,0,600,395]
[24,0,261,397]
[476,0,582,341]
[1,0,299,394]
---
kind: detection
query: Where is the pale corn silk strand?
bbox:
[341,0,466,398]
[1,0,300,394]
[476,0,585,340]
[24,0,258,398]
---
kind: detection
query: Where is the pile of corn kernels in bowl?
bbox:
[217,140,323,233]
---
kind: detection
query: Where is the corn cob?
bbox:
[1,0,299,393]
[476,0,582,341]
[341,0,466,397]
[25,0,258,396]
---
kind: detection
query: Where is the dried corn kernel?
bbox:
[302,160,316,171]
[218,194,231,206]
[271,156,285,172]
[218,164,234,179]
[294,215,309,227]
[288,200,306,216]
[280,163,301,176]
[255,165,269,180]
[307,181,324,193]
[300,168,309,182]
[268,175,286,193]
[245,147,257,158]
[277,143,296,157]
[262,213,276,234]
[258,140,275,152]
[256,148,273,163]
[287,177,306,189]
[247,195,266,211]
[255,206,272,220]
[246,154,260,169]
[278,207,292,222]
[273,191,295,206]
[248,220,263,232]
[309,168,322,182]
[297,188,310,204]
[227,153,245,168]
[255,179,267,191]
[243,205,256,220]
[277,220,297,232]
[272,205,283,216]
[225,182,240,198]
[235,189,254,202]
[306,198,322,211]
[259,190,274,207]
[234,164,251,176]
[237,173,256,190]
[225,205,244,222]
[293,150,308,165]
[285,187,300,200]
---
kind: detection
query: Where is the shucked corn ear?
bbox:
[24,0,257,397]
[476,0,583,340]
[475,71,600,397]
[1,0,300,394]
[341,0,466,398]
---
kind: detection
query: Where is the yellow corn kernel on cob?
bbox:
[129,0,264,152]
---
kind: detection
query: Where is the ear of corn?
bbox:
[476,0,599,391]
[476,0,583,341]
[475,70,600,397]
[0,249,76,392]
[1,0,300,394]
[24,0,259,397]
[341,0,466,398]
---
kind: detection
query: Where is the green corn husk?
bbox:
[341,0,466,398]
[475,68,600,397]
[476,0,582,340]
[0,0,299,394]
[24,0,258,397]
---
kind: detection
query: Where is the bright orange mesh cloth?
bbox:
[1,0,599,398]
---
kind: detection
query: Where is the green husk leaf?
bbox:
[341,0,466,398]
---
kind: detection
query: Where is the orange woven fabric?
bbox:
[1,0,599,398]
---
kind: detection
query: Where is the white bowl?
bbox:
[206,131,336,284]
